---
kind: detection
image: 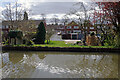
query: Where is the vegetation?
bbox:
[12,41,114,48]
[8,30,23,39]
[46,27,55,44]
[26,40,34,46]
[34,22,46,44]
[96,2,120,47]
[2,2,120,48]
[8,30,23,45]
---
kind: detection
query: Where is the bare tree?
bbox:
[61,14,70,26]
[17,20,36,40]
[45,25,56,44]
[68,2,94,45]
[50,15,60,25]
[96,2,120,47]
[2,2,24,29]
[93,5,115,46]
[2,2,24,21]
[41,13,46,20]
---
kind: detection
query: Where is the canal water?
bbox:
[1,51,119,78]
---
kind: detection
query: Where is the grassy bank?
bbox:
[12,41,113,48]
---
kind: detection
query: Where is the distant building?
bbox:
[56,21,96,40]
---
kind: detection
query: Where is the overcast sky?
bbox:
[1,2,79,20]
[0,0,97,23]
[29,2,77,19]
[0,0,119,20]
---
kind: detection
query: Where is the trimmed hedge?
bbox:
[8,30,23,39]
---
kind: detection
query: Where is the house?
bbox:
[56,21,96,40]
[1,11,46,43]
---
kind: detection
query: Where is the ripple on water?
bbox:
[1,51,119,78]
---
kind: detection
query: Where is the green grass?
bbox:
[10,41,114,48]
[33,41,113,48]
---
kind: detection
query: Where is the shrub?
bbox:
[90,32,95,36]
[34,22,46,44]
[104,34,115,46]
[76,41,82,44]
[23,39,26,44]
[5,39,9,45]
[8,30,23,39]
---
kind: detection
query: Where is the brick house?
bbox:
[1,11,46,43]
[56,21,96,40]
[2,20,46,42]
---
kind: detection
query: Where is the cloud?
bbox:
[30,2,76,14]
[1,0,95,20]
[2,0,83,2]
[0,7,5,20]
[30,13,65,20]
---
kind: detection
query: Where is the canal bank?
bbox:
[2,46,120,53]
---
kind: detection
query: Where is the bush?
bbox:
[76,41,82,44]
[5,39,9,45]
[104,34,115,46]
[8,30,23,39]
[34,22,46,44]
[23,39,26,44]
[90,32,95,36]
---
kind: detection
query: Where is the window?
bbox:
[67,31,71,33]
[90,27,94,29]
[2,25,5,28]
[74,26,79,29]
[59,26,64,29]
[67,26,71,29]
[73,30,81,33]
[6,25,8,28]
[83,27,87,29]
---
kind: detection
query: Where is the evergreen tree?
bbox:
[34,22,46,44]
[23,11,28,20]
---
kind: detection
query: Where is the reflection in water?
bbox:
[1,51,119,78]
[0,53,2,79]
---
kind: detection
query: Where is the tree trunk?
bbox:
[8,37,11,45]
[47,40,48,44]
[83,33,86,46]
[101,41,104,46]
[14,38,16,45]
[48,39,50,43]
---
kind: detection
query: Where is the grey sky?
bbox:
[1,1,95,21]
[30,2,76,14]
[27,2,81,20]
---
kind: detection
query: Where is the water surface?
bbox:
[1,51,119,78]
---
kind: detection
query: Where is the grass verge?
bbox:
[12,41,114,48]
